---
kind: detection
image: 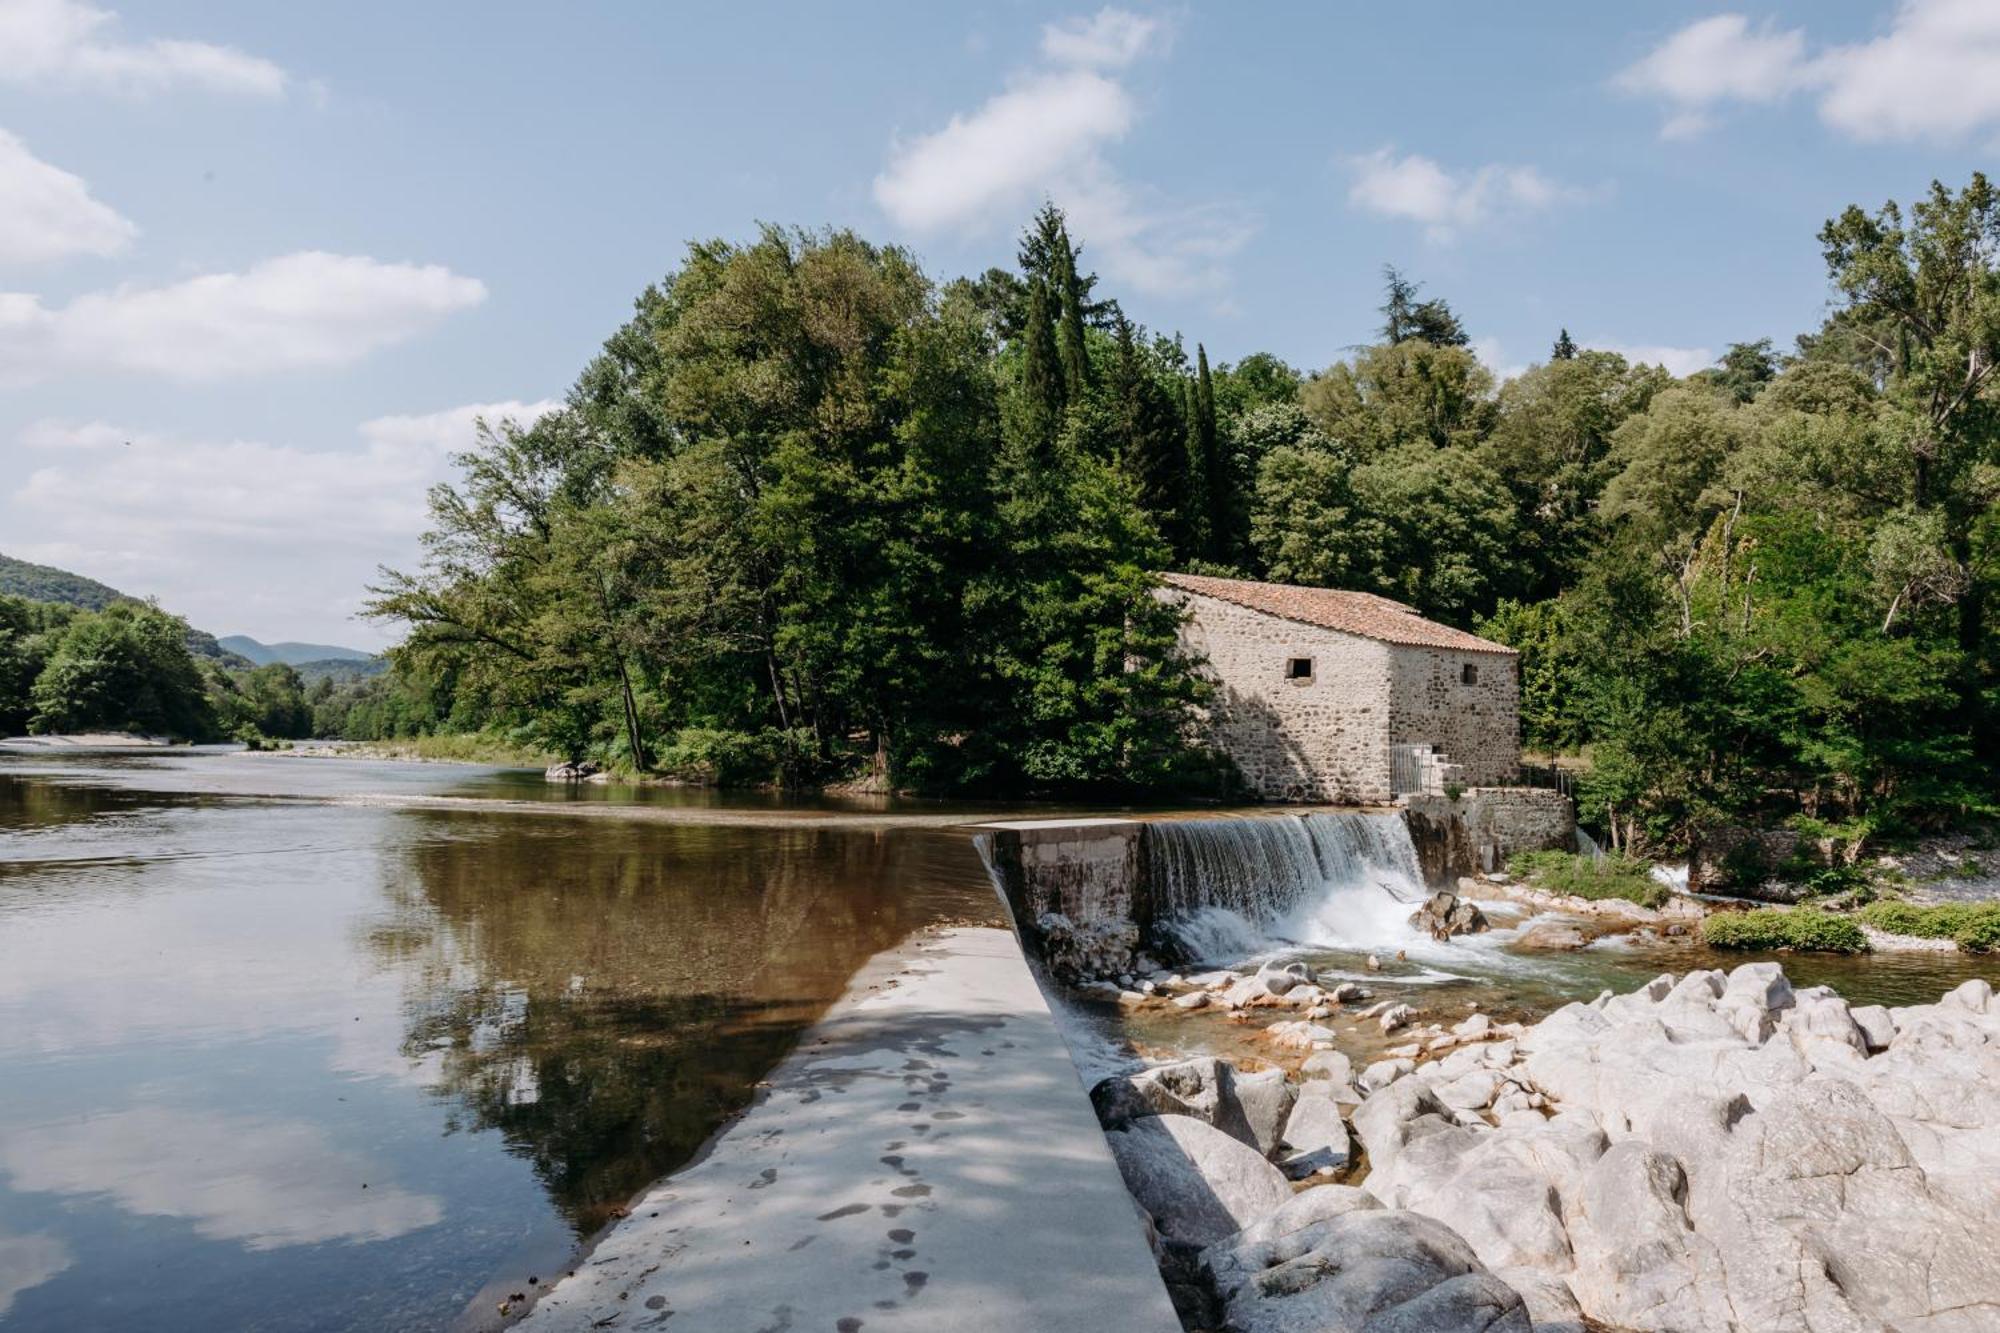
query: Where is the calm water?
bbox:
[0,752,1001,1331]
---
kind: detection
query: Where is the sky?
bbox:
[2,0,1998,649]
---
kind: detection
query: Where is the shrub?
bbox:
[1856,900,2000,953]
[1702,907,1868,954]
[1508,849,1670,909]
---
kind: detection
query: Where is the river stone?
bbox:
[1944,977,1994,1013]
[1205,1207,1530,1333]
[1172,989,1209,1010]
[1090,1057,1279,1155]
[1232,1067,1296,1158]
[1454,1011,1493,1039]
[1516,922,1587,951]
[1300,1049,1353,1084]
[1721,960,1794,1014]
[1378,1003,1414,1033]
[1103,1113,1291,1253]
[1257,961,1313,996]
[1436,1068,1502,1111]
[1277,1086,1351,1177]
[1849,1003,1895,1052]
[1360,1057,1413,1092]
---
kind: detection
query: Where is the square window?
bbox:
[1287,657,1314,682]
[1461,663,1479,686]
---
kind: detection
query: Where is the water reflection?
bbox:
[371,817,998,1234]
[0,1236,69,1319]
[0,1110,442,1250]
[0,759,999,1331]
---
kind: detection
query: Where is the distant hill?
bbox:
[220,636,375,667]
[1,551,252,668]
[294,657,389,684]
[0,552,126,610]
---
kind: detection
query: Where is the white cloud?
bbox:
[1814,0,2000,141]
[0,127,136,264]
[1618,2,2000,143]
[0,251,486,383]
[1599,342,1717,377]
[7,400,555,644]
[873,12,1250,297]
[874,69,1135,232]
[0,0,286,97]
[1347,149,1585,243]
[1039,7,1165,68]
[0,1108,440,1249]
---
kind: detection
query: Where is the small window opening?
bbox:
[1461,663,1479,686]
[1286,657,1314,682]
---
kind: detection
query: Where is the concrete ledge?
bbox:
[518,926,1178,1333]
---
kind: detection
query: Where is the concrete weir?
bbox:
[518,925,1180,1333]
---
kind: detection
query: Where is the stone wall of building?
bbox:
[1388,644,1521,787]
[1168,589,1397,802]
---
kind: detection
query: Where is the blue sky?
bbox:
[2,0,1996,647]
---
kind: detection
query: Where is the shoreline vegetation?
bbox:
[8,176,2000,861]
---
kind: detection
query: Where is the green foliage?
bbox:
[1507,850,1670,908]
[1856,900,2000,951]
[369,216,1219,795]
[28,601,218,740]
[1702,907,1869,954]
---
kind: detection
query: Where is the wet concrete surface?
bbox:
[516,927,1179,1333]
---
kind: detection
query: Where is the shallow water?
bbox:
[0,753,1000,1331]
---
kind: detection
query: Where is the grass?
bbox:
[1507,850,1671,909]
[1856,900,2000,952]
[1702,907,1869,954]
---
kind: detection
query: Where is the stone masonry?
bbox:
[1161,579,1520,804]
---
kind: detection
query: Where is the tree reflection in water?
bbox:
[361,814,999,1236]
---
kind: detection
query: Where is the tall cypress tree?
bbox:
[1552,328,1579,360]
[1019,278,1066,460]
[1020,202,1092,403]
[1181,372,1210,558]
[1114,316,1189,554]
[1194,344,1228,560]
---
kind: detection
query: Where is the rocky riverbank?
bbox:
[1082,961,2000,1332]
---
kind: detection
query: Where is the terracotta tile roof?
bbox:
[1158,572,1518,655]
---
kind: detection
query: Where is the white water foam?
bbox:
[1145,812,1444,963]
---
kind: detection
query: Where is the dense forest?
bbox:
[0,593,400,744]
[15,176,1998,855]
[361,176,2000,850]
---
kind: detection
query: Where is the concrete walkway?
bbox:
[518,926,1179,1333]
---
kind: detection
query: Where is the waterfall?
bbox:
[1142,812,1431,962]
[1575,825,1606,864]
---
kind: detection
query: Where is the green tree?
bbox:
[29,602,216,740]
[1378,266,1469,347]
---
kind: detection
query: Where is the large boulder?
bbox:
[1102,1113,1291,1253]
[1276,1085,1351,1178]
[1091,1057,1272,1153]
[1363,965,2000,1333]
[1203,1206,1529,1333]
[1412,890,1489,940]
[1231,1067,1296,1159]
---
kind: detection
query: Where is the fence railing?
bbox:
[1515,762,1577,799]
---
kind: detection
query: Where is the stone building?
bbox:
[1159,572,1520,804]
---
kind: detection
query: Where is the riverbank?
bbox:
[0,732,180,749]
[515,925,1180,1332]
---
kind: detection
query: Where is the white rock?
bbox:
[1379,1003,1414,1033]
[1103,1113,1291,1252]
[1171,990,1209,1010]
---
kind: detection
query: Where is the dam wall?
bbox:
[979,794,1575,965]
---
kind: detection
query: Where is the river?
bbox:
[0,751,1002,1331]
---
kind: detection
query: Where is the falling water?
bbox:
[1142,812,1432,961]
[1575,825,1606,864]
